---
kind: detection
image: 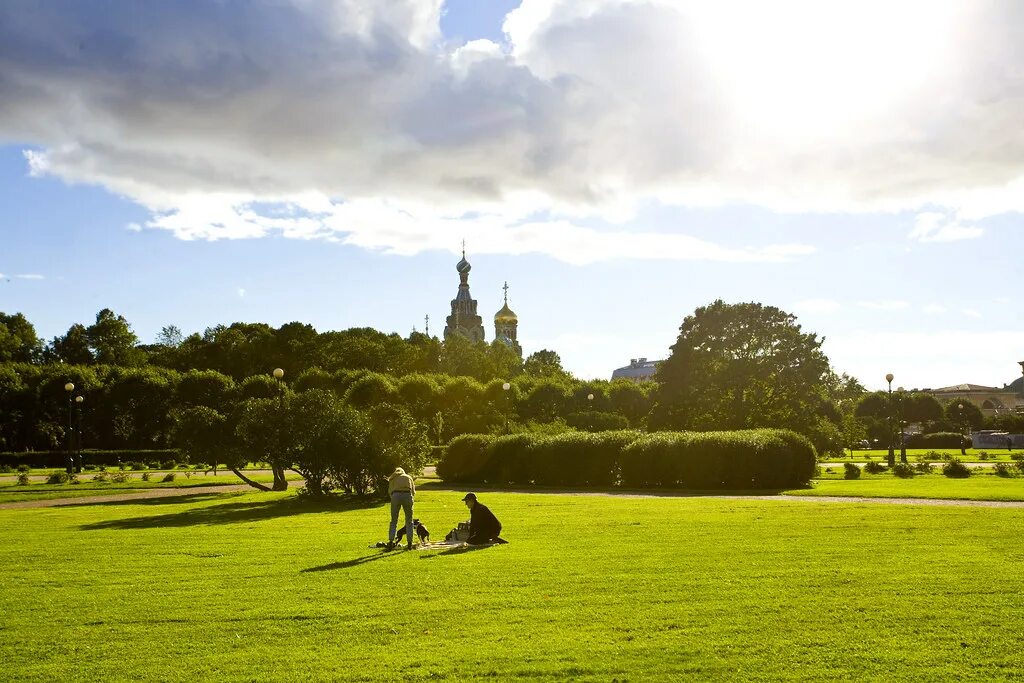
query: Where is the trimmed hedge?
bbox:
[436,428,816,490]
[0,449,181,469]
[905,432,969,449]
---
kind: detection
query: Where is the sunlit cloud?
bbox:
[909,212,984,243]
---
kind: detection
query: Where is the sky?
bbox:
[1,0,1022,391]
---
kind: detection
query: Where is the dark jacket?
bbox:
[468,502,501,543]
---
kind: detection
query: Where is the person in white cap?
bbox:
[387,467,416,550]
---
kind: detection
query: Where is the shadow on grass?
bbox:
[416,480,790,498]
[79,494,383,531]
[418,545,497,559]
[301,552,398,572]
[65,491,249,508]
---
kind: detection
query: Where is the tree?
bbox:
[87,309,144,366]
[650,300,833,437]
[176,369,235,412]
[155,325,184,347]
[46,324,94,365]
[945,399,984,431]
[0,313,42,363]
[608,380,650,426]
[524,349,570,379]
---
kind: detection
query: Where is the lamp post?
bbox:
[885,373,895,467]
[64,382,75,474]
[272,368,286,490]
[958,402,967,456]
[74,395,84,473]
[502,382,511,433]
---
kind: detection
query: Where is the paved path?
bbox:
[3,481,1024,510]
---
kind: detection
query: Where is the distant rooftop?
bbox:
[932,383,1007,393]
[611,357,662,382]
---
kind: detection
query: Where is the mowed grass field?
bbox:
[2,489,1024,681]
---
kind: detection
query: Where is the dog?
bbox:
[395,519,430,546]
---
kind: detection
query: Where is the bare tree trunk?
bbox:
[271,464,288,491]
[231,467,272,492]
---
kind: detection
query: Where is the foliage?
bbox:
[16,472,29,486]
[0,312,42,363]
[944,400,984,431]
[891,462,915,478]
[992,462,1013,478]
[161,473,176,482]
[942,458,971,478]
[650,300,834,442]
[843,462,861,479]
[863,461,887,474]
[905,432,970,449]
[564,410,629,433]
[436,434,495,483]
[523,349,570,379]
[46,471,69,485]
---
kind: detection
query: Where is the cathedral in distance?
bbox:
[443,247,521,356]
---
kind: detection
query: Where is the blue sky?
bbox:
[1,1,1022,389]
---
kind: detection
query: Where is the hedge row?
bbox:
[437,429,816,490]
[0,449,181,468]
[904,432,970,449]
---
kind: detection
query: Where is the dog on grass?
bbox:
[395,519,430,546]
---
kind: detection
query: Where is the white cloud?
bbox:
[961,308,982,318]
[909,212,984,243]
[3,0,1024,253]
[922,303,946,314]
[792,298,841,314]
[125,222,142,232]
[15,274,44,280]
[237,288,246,298]
[858,300,911,311]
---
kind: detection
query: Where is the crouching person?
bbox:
[462,492,507,545]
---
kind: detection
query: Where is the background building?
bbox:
[611,358,662,383]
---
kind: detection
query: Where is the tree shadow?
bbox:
[79,495,383,531]
[65,491,249,508]
[301,552,398,572]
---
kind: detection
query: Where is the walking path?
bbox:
[3,481,1024,510]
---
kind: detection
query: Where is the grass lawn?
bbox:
[790,473,1024,501]
[836,448,1021,463]
[0,473,303,504]
[2,490,1023,681]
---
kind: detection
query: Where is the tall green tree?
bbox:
[87,309,144,366]
[46,324,94,365]
[650,300,833,437]
[524,349,570,379]
[0,313,42,363]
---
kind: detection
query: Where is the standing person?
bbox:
[462,493,506,545]
[388,467,416,550]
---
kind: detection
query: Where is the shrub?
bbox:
[942,458,971,478]
[863,461,887,474]
[1011,453,1023,462]
[92,472,109,483]
[147,461,162,470]
[70,476,81,485]
[128,461,146,471]
[529,430,639,487]
[141,472,151,482]
[16,464,30,473]
[161,472,176,483]
[46,471,69,485]
[161,460,177,469]
[436,434,495,484]
[914,462,934,474]
[16,472,30,486]
[110,471,131,483]
[487,433,544,485]
[993,462,1013,478]
[0,464,10,473]
[906,432,970,449]
[564,411,629,433]
[891,462,915,478]
[843,462,861,479]
[978,451,989,461]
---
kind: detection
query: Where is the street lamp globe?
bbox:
[885,373,894,384]
[502,382,511,391]
[272,368,284,379]
[587,393,595,401]
[75,396,84,404]
[64,382,75,392]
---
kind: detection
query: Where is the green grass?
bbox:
[2,489,1023,680]
[792,474,1024,501]
[834,448,1021,463]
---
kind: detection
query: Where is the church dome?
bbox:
[456,256,471,273]
[494,302,517,323]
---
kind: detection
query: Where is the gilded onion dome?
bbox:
[495,301,517,323]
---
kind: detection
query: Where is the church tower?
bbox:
[494,281,522,357]
[443,246,486,343]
